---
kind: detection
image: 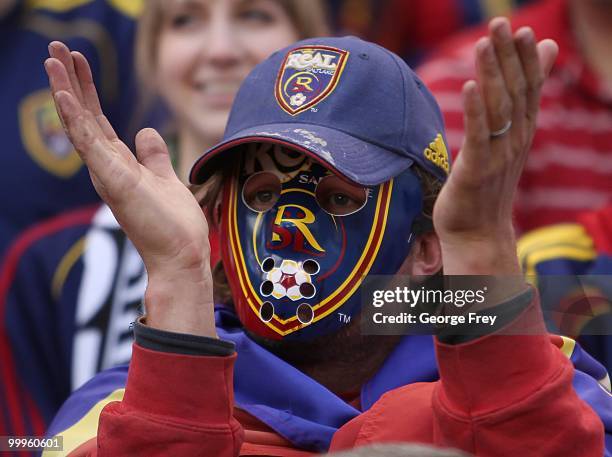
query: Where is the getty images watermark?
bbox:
[371,284,495,326]
[360,275,612,336]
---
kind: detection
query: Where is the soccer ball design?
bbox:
[290,93,307,107]
[259,258,319,302]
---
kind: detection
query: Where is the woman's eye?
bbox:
[237,9,274,24]
[170,13,195,28]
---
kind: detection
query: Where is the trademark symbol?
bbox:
[338,313,351,324]
[310,108,319,113]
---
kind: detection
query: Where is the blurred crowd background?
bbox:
[1,0,611,443]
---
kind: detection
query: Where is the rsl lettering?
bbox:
[272,204,325,253]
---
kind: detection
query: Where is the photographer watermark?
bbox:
[360,275,612,337]
[371,285,495,326]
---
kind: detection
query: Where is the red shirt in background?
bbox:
[418,0,612,233]
[371,0,531,65]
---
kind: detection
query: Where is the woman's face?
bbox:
[156,0,300,144]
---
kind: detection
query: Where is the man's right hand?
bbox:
[45,41,217,338]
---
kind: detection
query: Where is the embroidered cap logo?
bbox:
[275,46,349,116]
[424,134,450,175]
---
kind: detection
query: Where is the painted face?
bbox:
[156,0,299,143]
[220,145,424,340]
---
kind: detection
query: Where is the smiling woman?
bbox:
[136,0,330,181]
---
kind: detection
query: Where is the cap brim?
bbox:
[189,123,414,186]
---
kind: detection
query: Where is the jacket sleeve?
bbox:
[431,292,605,456]
[96,344,244,457]
[331,291,606,456]
[44,322,245,457]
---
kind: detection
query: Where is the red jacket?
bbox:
[331,302,603,455]
[51,297,604,456]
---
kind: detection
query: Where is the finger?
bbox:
[537,39,559,78]
[70,51,103,115]
[45,58,82,133]
[489,18,527,132]
[55,89,142,197]
[475,37,513,135]
[48,41,85,104]
[135,128,175,178]
[514,27,542,128]
[72,51,119,141]
[53,90,112,169]
[45,57,79,102]
[460,80,490,166]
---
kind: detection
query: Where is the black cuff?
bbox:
[437,287,534,345]
[134,318,235,356]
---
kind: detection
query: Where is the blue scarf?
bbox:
[216,307,438,451]
[48,307,611,454]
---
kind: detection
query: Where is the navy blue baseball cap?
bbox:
[190,36,451,186]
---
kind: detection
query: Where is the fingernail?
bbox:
[48,43,53,55]
[518,27,534,44]
[477,37,491,54]
[498,20,512,39]
[464,80,478,95]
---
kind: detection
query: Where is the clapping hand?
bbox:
[45,42,217,337]
[433,18,558,278]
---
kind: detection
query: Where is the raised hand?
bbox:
[45,42,217,337]
[433,18,558,277]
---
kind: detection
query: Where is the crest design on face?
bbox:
[275,45,350,116]
[220,145,423,341]
[223,171,392,337]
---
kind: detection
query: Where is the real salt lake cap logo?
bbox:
[275,46,349,115]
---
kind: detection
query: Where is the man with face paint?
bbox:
[43,19,610,457]
[225,142,422,340]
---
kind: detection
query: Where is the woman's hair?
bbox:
[135,0,331,97]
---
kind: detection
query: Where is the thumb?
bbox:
[135,128,175,178]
